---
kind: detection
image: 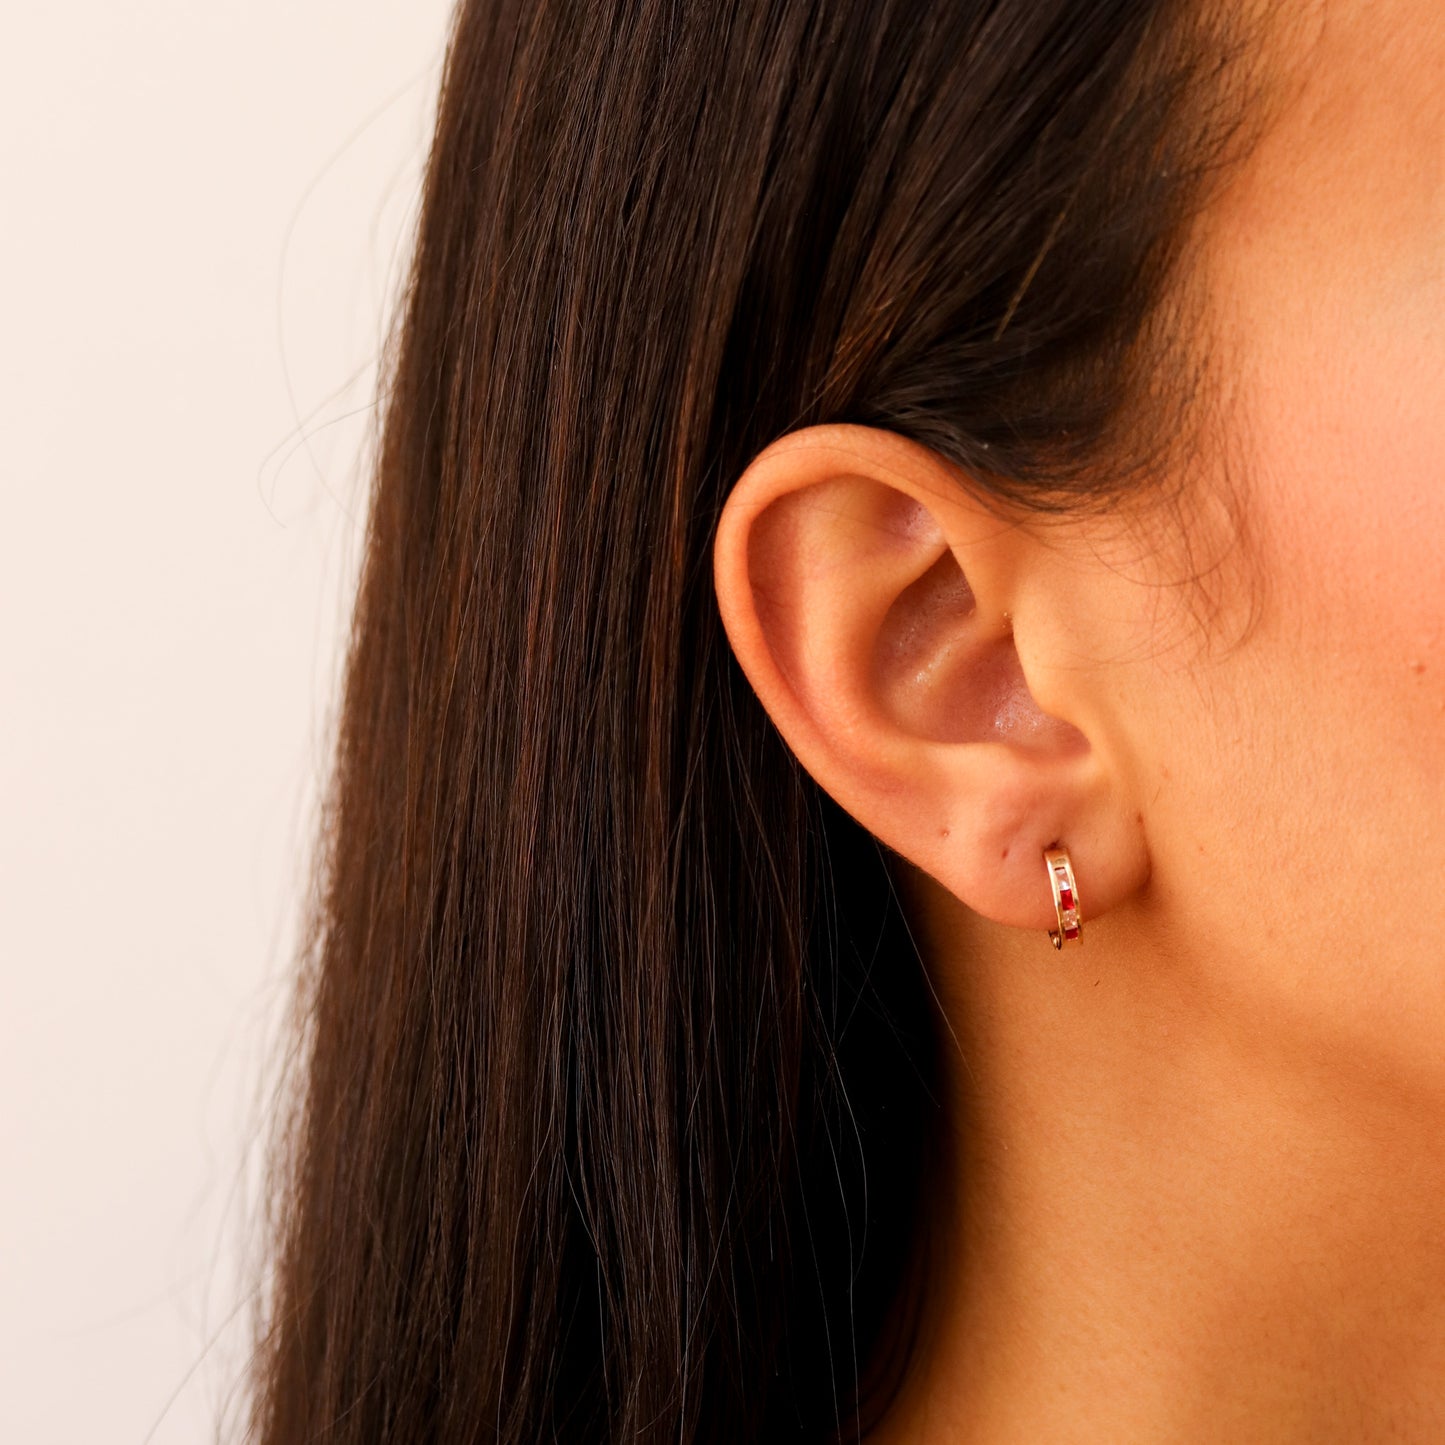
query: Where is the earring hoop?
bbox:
[1043,846,1083,949]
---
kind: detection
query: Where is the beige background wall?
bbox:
[0,3,455,1439]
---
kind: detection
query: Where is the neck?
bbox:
[868,871,1445,1444]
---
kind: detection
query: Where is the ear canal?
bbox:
[873,545,1087,753]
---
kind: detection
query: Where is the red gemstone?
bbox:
[1064,924,1080,939]
[1058,887,1073,909]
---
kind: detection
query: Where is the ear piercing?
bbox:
[1043,846,1082,949]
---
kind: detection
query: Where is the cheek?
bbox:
[1110,0,1445,1081]
[1124,326,1445,1084]
[1189,0,1445,760]
[1249,319,1445,748]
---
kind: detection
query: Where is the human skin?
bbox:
[712,0,1445,1438]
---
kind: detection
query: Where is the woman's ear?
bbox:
[713,423,1150,936]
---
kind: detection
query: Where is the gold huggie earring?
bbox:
[1043,846,1083,949]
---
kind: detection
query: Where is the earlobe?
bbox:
[713,423,1150,941]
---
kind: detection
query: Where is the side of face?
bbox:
[1128,0,1445,1081]
[713,0,1445,1098]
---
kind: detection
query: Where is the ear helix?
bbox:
[1044,846,1083,949]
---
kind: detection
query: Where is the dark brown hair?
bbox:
[249,1,1256,1440]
